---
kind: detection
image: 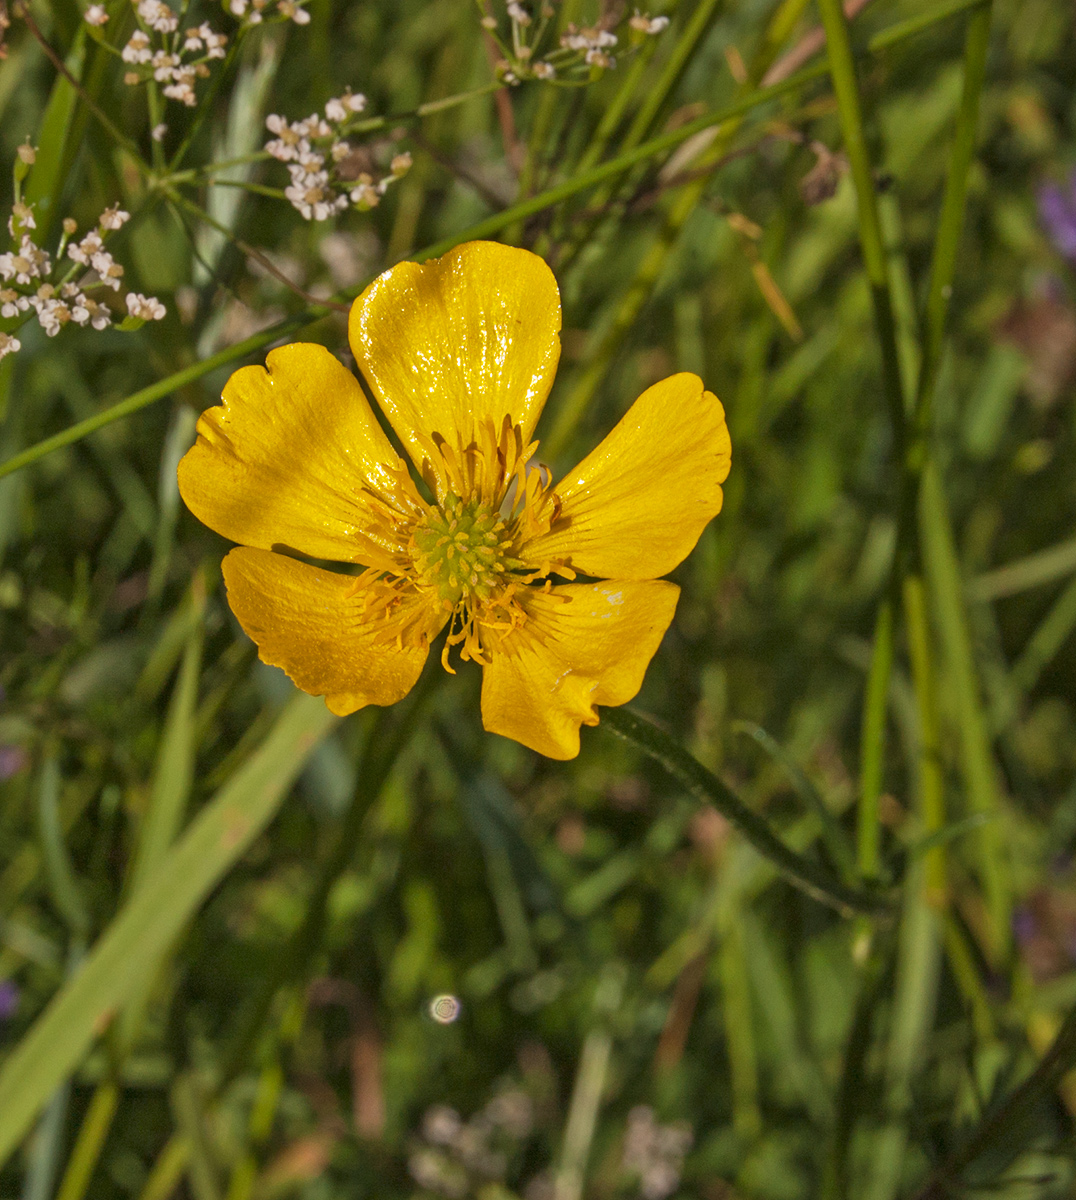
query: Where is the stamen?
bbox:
[405,420,572,671]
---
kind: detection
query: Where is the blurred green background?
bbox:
[2,0,1076,1196]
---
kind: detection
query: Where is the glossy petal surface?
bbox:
[179,343,414,567]
[480,581,679,759]
[223,547,437,715]
[349,241,561,479]
[523,374,731,580]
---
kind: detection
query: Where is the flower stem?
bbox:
[602,707,893,918]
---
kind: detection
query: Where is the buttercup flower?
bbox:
[178,242,730,758]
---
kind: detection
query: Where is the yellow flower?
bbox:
[177,241,730,759]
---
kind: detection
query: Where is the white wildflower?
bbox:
[99,206,130,231]
[152,123,168,141]
[325,91,365,123]
[82,297,112,329]
[126,292,166,320]
[296,113,331,139]
[0,333,20,360]
[90,249,124,289]
[202,25,227,57]
[264,114,306,161]
[296,146,326,172]
[137,0,178,33]
[561,27,617,51]
[121,31,152,63]
[68,230,103,266]
[629,12,670,34]
[2,238,50,285]
[8,203,36,235]
[507,2,531,25]
[285,172,339,220]
[151,50,179,81]
[163,73,197,105]
[84,4,109,25]
[533,61,555,79]
[278,0,310,23]
[33,289,73,336]
[349,176,380,209]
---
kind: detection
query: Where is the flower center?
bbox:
[409,493,519,610]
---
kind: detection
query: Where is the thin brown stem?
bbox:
[16,3,147,168]
[408,132,510,211]
[762,0,873,85]
[166,189,351,313]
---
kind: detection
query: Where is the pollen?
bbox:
[410,493,519,610]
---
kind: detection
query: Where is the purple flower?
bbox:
[0,745,27,781]
[0,981,18,1020]
[1039,170,1076,261]
[1012,906,1037,946]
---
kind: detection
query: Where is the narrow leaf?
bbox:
[0,694,337,1167]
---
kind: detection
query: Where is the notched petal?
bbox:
[349,241,561,477]
[223,546,441,715]
[178,342,419,567]
[480,580,679,759]
[524,374,731,580]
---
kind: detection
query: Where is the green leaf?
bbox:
[0,693,338,1167]
[23,28,86,240]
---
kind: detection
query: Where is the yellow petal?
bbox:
[179,343,418,567]
[480,581,679,759]
[348,241,561,476]
[524,374,731,580]
[222,547,439,716]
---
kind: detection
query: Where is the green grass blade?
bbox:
[22,28,85,240]
[126,579,205,898]
[969,534,1076,600]
[37,757,91,941]
[54,1083,119,1200]
[0,694,337,1168]
[1011,574,1076,696]
[920,465,1009,959]
[815,0,905,436]
[603,707,893,917]
[914,0,994,422]
[858,597,895,882]
[862,873,942,1200]
[915,1002,1076,1194]
[734,719,857,881]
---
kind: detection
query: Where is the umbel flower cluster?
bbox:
[264,98,413,221]
[177,241,731,759]
[0,184,165,362]
[83,0,310,110]
[482,0,670,84]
